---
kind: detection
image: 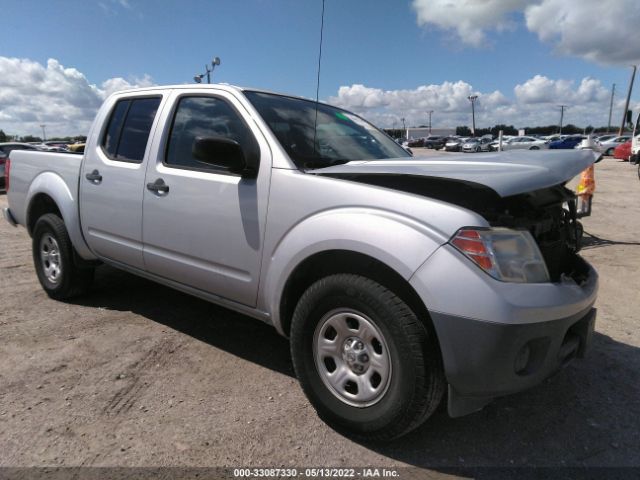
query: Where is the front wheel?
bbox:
[290,274,444,441]
[32,214,94,299]
[529,146,540,150]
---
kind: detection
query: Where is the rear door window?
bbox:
[101,97,161,163]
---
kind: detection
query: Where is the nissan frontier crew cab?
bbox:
[3,84,599,440]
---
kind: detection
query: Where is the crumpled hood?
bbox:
[311,149,599,197]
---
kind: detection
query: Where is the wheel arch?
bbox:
[278,250,442,354]
[27,193,62,235]
[25,172,96,259]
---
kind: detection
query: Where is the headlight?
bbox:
[450,228,550,283]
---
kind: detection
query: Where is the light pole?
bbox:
[194,57,221,84]
[401,117,406,139]
[427,110,434,135]
[467,95,478,136]
[558,105,567,134]
[40,124,46,142]
[619,65,636,136]
[607,84,615,133]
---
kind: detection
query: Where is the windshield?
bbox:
[245,91,410,169]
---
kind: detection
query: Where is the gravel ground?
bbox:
[0,153,639,477]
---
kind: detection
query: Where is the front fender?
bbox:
[260,207,447,335]
[26,172,95,260]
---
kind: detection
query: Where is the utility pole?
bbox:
[467,95,478,136]
[40,124,46,142]
[427,110,434,135]
[607,84,616,133]
[558,105,567,134]
[619,65,636,136]
[401,117,406,139]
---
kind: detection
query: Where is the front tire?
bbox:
[32,213,94,299]
[290,274,444,441]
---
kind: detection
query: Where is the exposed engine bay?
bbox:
[318,173,589,284]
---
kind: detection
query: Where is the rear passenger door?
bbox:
[141,90,271,307]
[80,94,164,269]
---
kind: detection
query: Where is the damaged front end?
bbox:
[317,172,589,285]
[469,184,588,285]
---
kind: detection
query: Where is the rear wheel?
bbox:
[606,147,614,156]
[32,214,94,299]
[529,146,540,150]
[290,274,444,441]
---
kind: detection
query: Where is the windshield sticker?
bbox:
[335,112,350,121]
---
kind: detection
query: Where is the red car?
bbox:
[613,140,631,160]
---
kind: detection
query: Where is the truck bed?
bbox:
[7,150,93,258]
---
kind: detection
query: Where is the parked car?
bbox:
[0,151,7,189]
[0,143,39,188]
[67,143,86,153]
[0,142,40,155]
[548,136,585,150]
[423,135,447,149]
[613,140,632,160]
[461,137,492,152]
[631,114,640,164]
[598,136,631,156]
[407,137,425,148]
[4,84,599,440]
[496,136,549,151]
[594,134,617,144]
[444,137,467,152]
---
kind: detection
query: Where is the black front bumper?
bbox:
[431,307,597,417]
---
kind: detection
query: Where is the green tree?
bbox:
[0,129,7,142]
[20,135,42,143]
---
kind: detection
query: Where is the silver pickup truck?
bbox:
[3,84,598,440]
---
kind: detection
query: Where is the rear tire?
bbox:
[529,146,540,150]
[32,213,94,299]
[290,274,444,441]
[606,148,614,156]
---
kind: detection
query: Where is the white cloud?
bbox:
[411,0,529,47]
[514,75,609,104]
[525,0,640,65]
[328,76,616,129]
[412,0,640,65]
[0,57,154,138]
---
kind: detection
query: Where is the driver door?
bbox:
[141,90,271,307]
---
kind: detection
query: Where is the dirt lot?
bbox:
[1,153,639,476]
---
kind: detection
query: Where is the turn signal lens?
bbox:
[450,228,550,283]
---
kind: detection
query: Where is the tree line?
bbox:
[0,130,87,143]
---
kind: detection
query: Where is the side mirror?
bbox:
[192,137,258,177]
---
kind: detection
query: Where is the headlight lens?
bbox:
[450,228,550,283]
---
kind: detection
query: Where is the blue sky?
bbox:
[1,0,639,135]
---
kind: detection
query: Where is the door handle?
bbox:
[85,169,102,184]
[146,178,169,195]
